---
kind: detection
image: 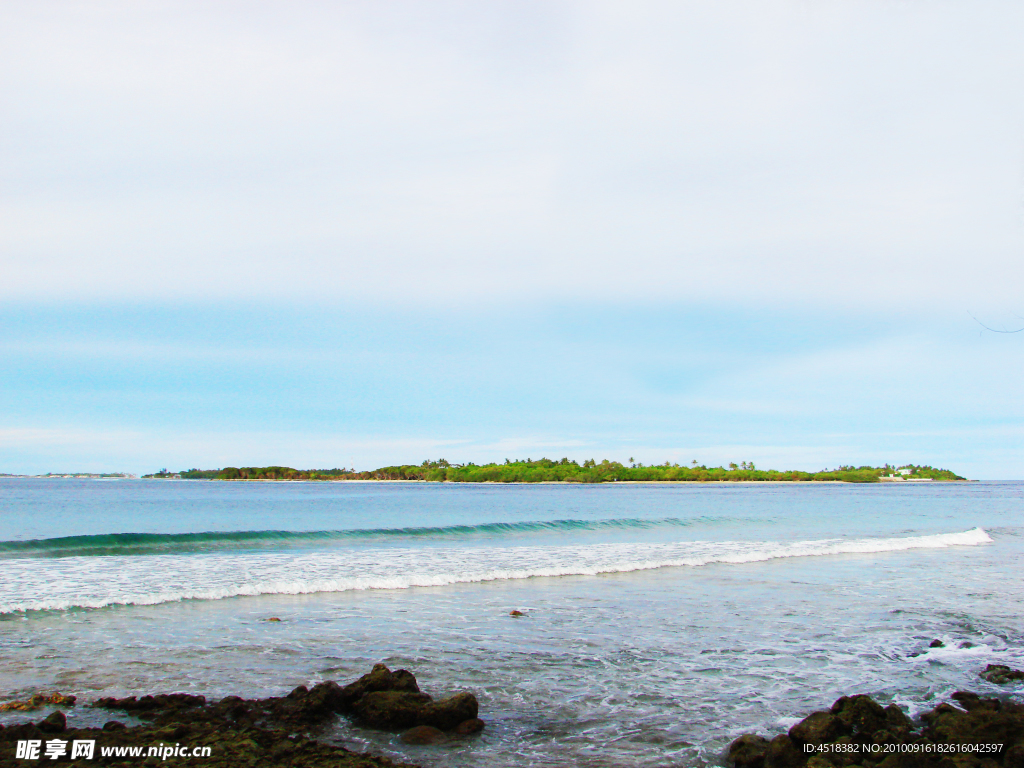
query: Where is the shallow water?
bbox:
[1,479,1022,767]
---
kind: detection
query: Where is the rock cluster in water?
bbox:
[0,693,76,712]
[728,690,1024,768]
[0,664,482,766]
[981,666,1024,686]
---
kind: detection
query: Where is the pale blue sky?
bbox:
[2,2,1023,477]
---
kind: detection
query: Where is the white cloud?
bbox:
[2,1,1023,309]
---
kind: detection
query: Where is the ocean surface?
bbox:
[1,478,1022,767]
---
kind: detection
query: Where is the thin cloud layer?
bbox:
[3,1,1023,309]
[0,302,1021,477]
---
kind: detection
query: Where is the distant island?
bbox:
[141,460,966,483]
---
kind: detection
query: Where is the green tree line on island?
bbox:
[142,460,966,483]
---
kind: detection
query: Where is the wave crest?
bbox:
[0,528,991,614]
[0,517,724,558]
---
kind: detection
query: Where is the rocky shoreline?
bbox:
[0,664,482,766]
[5,662,1023,767]
[728,665,1024,768]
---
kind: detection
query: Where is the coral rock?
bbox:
[354,691,433,730]
[400,725,447,745]
[831,695,889,736]
[765,734,804,768]
[38,711,66,734]
[339,664,421,711]
[418,693,479,731]
[728,733,771,768]
[454,718,485,735]
[0,692,76,712]
[980,665,1024,685]
[790,711,847,746]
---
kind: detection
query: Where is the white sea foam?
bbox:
[0,528,991,614]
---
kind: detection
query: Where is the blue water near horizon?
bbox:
[1,479,1023,767]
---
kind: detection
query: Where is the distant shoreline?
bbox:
[3,462,970,484]
[0,476,975,484]
[140,460,968,484]
[137,477,972,485]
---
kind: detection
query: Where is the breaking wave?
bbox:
[0,528,991,614]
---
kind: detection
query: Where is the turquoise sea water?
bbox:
[1,479,1023,767]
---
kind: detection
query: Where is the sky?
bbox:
[2,1,1023,478]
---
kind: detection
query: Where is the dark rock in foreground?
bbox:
[355,691,434,730]
[0,717,411,767]
[730,733,772,768]
[728,691,1024,768]
[37,711,67,735]
[0,665,482,767]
